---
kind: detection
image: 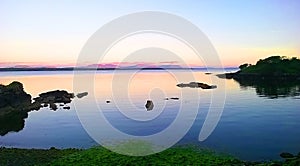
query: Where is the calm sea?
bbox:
[0,70,299,161]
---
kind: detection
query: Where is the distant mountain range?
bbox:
[0,62,238,72]
[0,66,238,72]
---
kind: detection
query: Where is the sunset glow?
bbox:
[1,0,299,67]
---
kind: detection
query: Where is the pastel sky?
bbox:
[0,0,299,67]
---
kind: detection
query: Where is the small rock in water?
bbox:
[170,97,179,100]
[164,98,169,100]
[145,100,154,111]
[49,103,57,111]
[280,152,294,159]
[63,106,70,110]
[76,92,88,98]
[106,100,111,103]
[176,82,217,89]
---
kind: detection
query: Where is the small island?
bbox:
[217,56,300,80]
[217,56,300,99]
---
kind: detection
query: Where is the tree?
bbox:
[239,63,249,70]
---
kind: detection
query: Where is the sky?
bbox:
[0,0,299,67]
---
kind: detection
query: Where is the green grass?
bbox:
[0,147,80,166]
[1,145,298,166]
[51,146,243,166]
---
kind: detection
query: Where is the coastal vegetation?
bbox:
[1,146,299,165]
[238,56,300,75]
[219,56,300,79]
[217,56,300,98]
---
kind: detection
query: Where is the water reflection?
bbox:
[234,78,300,99]
[0,111,28,136]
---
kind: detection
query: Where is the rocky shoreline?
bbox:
[217,71,300,80]
[0,81,78,113]
[0,81,87,136]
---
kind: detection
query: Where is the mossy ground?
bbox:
[0,146,296,166]
[51,146,243,166]
[0,147,80,166]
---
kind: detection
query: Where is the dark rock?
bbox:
[205,72,212,75]
[106,100,111,103]
[0,81,31,136]
[164,98,169,100]
[49,103,57,111]
[145,100,154,111]
[280,152,294,159]
[0,81,76,135]
[0,81,32,111]
[216,73,235,79]
[32,90,74,110]
[34,90,74,103]
[28,102,42,111]
[176,82,217,89]
[76,92,88,98]
[170,97,179,100]
[63,106,70,110]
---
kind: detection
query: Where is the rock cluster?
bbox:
[30,90,74,111]
[0,81,78,136]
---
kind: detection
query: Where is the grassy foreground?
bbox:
[0,146,295,166]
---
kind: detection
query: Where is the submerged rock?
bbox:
[145,100,154,111]
[176,82,217,89]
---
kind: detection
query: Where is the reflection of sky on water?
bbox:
[0,70,300,160]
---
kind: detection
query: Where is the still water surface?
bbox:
[0,70,299,160]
